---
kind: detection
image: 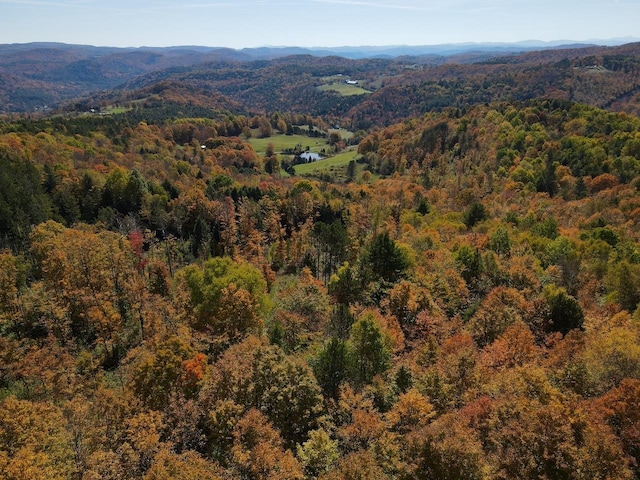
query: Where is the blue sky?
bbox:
[1,0,638,48]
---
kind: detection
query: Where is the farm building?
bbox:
[299,152,322,162]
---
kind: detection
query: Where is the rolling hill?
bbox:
[2,40,640,121]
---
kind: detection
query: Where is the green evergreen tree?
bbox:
[313,337,350,399]
[366,232,409,283]
[463,201,488,229]
[348,314,390,386]
[546,286,584,335]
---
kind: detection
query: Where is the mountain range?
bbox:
[1,39,640,123]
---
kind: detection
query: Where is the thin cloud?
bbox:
[0,0,263,14]
[0,0,96,6]
[145,0,285,8]
[305,0,524,14]
[306,0,435,10]
[0,0,130,11]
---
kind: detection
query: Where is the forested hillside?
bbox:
[1,90,640,479]
[99,43,640,129]
[3,41,640,128]
[347,44,640,127]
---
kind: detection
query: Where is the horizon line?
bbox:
[2,36,639,51]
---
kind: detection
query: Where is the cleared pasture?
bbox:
[317,82,372,96]
[293,149,359,175]
[248,133,329,155]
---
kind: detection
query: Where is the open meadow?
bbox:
[317,82,372,96]
[248,132,329,155]
[293,149,360,180]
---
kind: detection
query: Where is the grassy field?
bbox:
[248,133,329,155]
[293,149,359,175]
[330,128,354,140]
[317,82,372,96]
[102,106,130,114]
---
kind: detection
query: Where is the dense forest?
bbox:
[2,43,640,480]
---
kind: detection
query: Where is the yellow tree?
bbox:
[30,221,140,362]
[230,409,304,480]
[199,335,323,447]
[0,250,23,335]
[180,256,266,345]
[143,449,225,480]
[0,397,75,480]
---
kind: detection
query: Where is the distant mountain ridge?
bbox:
[234,38,639,59]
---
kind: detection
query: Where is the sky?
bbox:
[0,0,639,49]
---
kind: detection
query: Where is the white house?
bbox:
[299,152,322,162]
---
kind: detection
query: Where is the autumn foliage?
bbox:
[2,87,640,479]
